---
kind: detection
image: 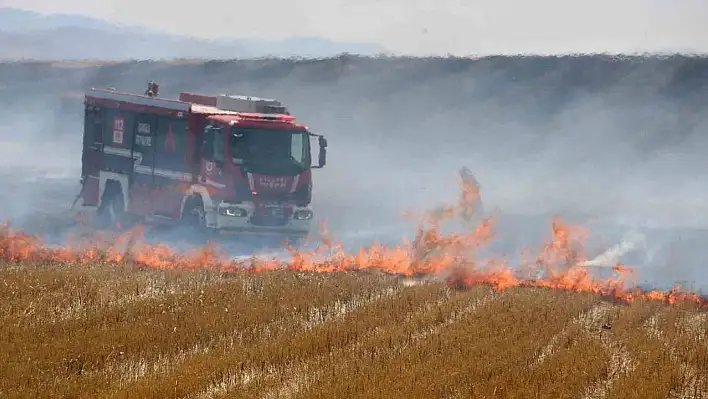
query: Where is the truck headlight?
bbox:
[219,206,247,217]
[293,210,313,220]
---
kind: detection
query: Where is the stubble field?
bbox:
[1,259,707,399]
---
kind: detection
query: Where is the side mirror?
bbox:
[310,134,327,168]
[318,136,327,168]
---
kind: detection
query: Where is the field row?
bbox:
[1,262,707,398]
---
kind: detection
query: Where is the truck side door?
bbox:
[153,115,190,219]
[129,113,157,215]
[80,105,104,206]
[82,106,104,177]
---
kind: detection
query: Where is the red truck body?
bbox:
[79,85,327,239]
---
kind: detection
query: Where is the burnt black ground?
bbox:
[1,55,708,292]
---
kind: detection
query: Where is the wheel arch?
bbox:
[179,185,213,220]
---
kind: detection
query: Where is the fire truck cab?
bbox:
[79,83,327,242]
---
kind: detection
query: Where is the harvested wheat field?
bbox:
[2,184,708,398]
[1,260,707,399]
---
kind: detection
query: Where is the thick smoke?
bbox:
[0,96,81,237]
[1,56,708,291]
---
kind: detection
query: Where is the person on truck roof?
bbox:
[145,81,159,97]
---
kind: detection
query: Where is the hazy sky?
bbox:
[2,0,708,55]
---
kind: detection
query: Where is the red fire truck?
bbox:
[78,82,327,242]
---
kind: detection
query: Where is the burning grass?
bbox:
[1,172,706,308]
[1,173,708,397]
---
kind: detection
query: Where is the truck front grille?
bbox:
[250,216,288,227]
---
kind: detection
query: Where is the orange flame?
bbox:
[1,172,706,309]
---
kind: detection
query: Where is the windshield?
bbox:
[230,127,310,175]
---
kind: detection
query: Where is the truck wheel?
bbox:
[96,184,125,229]
[181,197,212,243]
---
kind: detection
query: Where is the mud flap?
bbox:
[70,177,88,211]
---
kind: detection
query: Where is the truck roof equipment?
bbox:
[179,92,290,115]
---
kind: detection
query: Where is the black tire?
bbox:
[96,183,125,229]
[180,197,213,244]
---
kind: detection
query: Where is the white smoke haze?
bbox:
[1,55,708,292]
[0,111,80,227]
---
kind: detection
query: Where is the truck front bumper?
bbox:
[209,201,313,237]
